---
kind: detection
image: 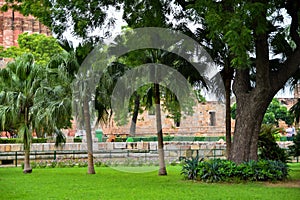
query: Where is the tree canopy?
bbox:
[0,33,64,66]
[5,0,300,163]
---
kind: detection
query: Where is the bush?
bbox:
[94,160,102,167]
[182,159,289,183]
[32,138,47,143]
[73,138,82,143]
[65,159,76,168]
[49,160,57,168]
[38,161,48,168]
[30,161,37,169]
[181,156,203,180]
[57,160,66,168]
[289,132,300,158]
[199,159,237,182]
[78,160,88,167]
[0,138,19,143]
[259,124,289,163]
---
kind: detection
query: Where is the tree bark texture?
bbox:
[154,83,167,175]
[130,93,140,136]
[23,107,32,174]
[23,149,32,174]
[83,98,96,174]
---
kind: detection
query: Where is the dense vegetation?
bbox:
[181,157,289,182]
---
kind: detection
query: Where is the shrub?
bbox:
[182,159,289,183]
[65,159,76,168]
[57,160,66,168]
[94,160,102,167]
[181,156,203,180]
[289,132,300,158]
[32,138,47,143]
[38,161,48,168]
[30,161,37,169]
[259,124,289,163]
[78,160,88,167]
[73,138,82,143]
[49,160,57,168]
[198,159,237,182]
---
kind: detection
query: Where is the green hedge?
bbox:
[0,138,47,144]
[73,138,82,143]
[128,136,226,142]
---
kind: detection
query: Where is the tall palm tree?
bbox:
[0,53,73,173]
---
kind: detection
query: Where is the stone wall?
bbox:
[0,141,295,165]
[101,101,227,137]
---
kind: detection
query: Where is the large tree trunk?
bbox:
[83,98,95,174]
[154,83,167,176]
[130,93,140,136]
[229,89,271,163]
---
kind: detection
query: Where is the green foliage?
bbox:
[78,160,88,168]
[181,156,203,180]
[199,159,238,182]
[38,161,48,168]
[236,160,289,181]
[183,159,289,183]
[49,160,57,168]
[0,33,64,66]
[264,99,293,125]
[0,138,47,143]
[289,131,300,157]
[73,138,82,143]
[258,124,289,163]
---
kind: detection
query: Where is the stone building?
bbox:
[0,1,50,68]
[101,101,226,137]
[0,1,50,48]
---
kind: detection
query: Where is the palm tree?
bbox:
[0,53,73,173]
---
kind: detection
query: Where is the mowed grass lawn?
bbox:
[1,164,300,200]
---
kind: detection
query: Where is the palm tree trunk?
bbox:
[23,148,32,173]
[130,93,140,136]
[23,108,32,174]
[83,98,96,174]
[154,83,167,176]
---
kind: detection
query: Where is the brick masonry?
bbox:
[0,1,50,48]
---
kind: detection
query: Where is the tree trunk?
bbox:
[23,107,32,174]
[154,83,167,176]
[23,148,32,174]
[130,93,140,136]
[221,64,233,158]
[83,98,95,174]
[224,77,232,158]
[230,70,273,163]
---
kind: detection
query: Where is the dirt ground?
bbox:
[264,180,300,188]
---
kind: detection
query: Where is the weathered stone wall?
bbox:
[101,101,227,137]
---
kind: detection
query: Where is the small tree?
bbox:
[0,54,72,173]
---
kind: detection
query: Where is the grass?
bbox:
[0,164,300,200]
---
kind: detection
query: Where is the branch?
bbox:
[286,0,300,48]
[271,48,300,91]
[174,0,195,10]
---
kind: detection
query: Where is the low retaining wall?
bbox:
[0,141,295,166]
[0,141,294,152]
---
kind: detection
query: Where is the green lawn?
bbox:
[1,164,300,200]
